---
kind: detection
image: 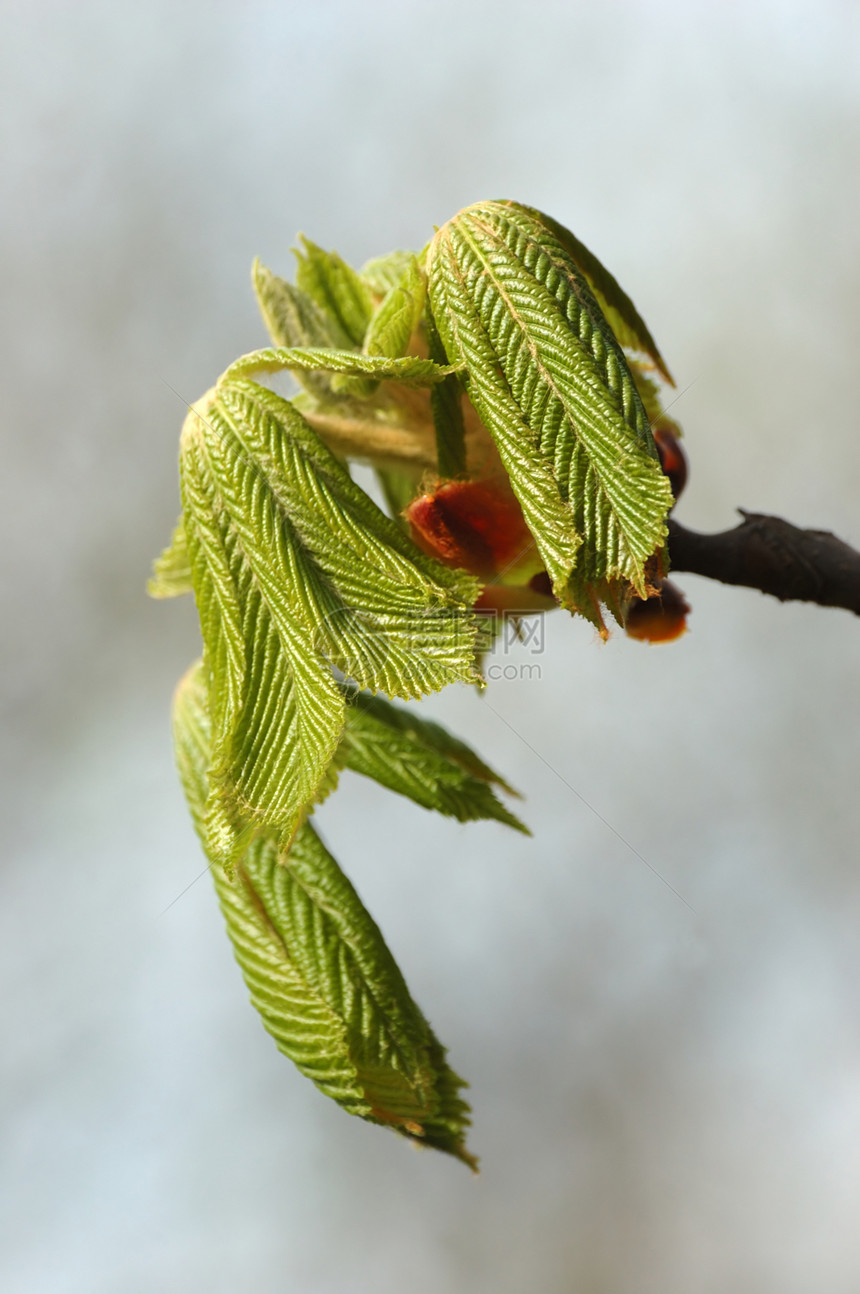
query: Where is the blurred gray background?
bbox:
[3,1,859,1290]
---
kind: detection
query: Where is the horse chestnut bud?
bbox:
[406,477,538,581]
[625,578,690,644]
[405,477,556,614]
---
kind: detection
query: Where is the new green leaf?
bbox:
[293,235,374,347]
[173,661,476,1168]
[179,382,481,867]
[361,249,418,296]
[363,255,426,360]
[426,200,673,624]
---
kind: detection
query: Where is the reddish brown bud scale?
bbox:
[405,478,536,579]
[625,578,690,643]
[405,477,557,616]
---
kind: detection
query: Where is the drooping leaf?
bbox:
[293,235,373,348]
[426,200,673,624]
[518,203,674,385]
[180,392,344,869]
[148,516,193,598]
[172,661,476,1168]
[220,379,481,688]
[363,255,426,361]
[337,689,528,832]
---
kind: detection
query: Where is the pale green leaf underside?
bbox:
[173,661,476,1167]
[338,689,528,833]
[221,346,458,388]
[148,516,192,598]
[179,382,480,866]
[427,202,673,610]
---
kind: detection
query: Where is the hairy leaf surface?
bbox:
[173,662,476,1167]
[426,201,673,621]
[252,258,339,351]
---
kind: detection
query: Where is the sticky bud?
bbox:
[653,426,688,503]
[405,478,556,616]
[625,579,690,644]
[405,477,537,580]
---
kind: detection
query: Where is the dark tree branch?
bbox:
[667,512,860,616]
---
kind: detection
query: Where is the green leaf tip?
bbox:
[425,200,673,630]
[172,660,477,1169]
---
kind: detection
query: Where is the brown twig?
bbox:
[666,512,860,616]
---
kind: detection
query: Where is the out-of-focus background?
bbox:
[3,2,859,1290]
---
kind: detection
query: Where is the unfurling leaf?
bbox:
[338,688,529,832]
[293,235,374,347]
[252,258,340,352]
[173,661,477,1169]
[426,200,673,628]
[363,255,426,360]
[179,383,480,869]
